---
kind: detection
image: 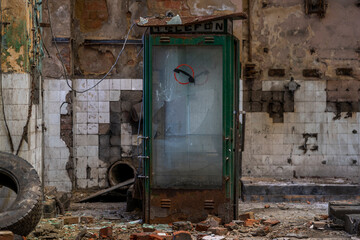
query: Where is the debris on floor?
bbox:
[24,202,355,239]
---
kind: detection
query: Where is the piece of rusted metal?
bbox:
[77,178,135,203]
[137,12,247,27]
[303,69,322,78]
[244,64,257,80]
[149,186,233,224]
[268,69,285,77]
[39,22,50,28]
[336,68,353,76]
[305,0,327,17]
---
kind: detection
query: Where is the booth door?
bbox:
[149,45,230,223]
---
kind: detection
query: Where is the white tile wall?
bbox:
[243,80,360,181]
[71,78,143,189]
[0,74,42,179]
[43,78,72,192]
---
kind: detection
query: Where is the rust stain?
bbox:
[75,0,109,32]
[149,187,233,224]
[78,46,115,75]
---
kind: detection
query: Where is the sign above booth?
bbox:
[151,19,232,34]
[137,12,247,35]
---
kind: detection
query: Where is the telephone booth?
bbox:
[138,12,246,224]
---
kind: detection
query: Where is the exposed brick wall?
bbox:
[75,0,109,32]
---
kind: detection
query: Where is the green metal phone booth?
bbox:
[138,12,246,224]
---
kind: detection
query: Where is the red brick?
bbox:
[99,226,112,238]
[208,227,228,235]
[88,11,98,20]
[0,231,14,240]
[173,231,191,240]
[263,219,280,226]
[130,232,151,240]
[244,219,259,227]
[224,222,237,230]
[86,0,108,11]
[142,226,155,232]
[62,216,79,225]
[239,212,254,221]
[195,223,210,231]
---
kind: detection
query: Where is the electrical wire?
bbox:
[46,0,136,94]
[0,0,15,153]
[136,27,148,175]
[35,13,51,58]
[16,0,42,155]
[47,0,147,175]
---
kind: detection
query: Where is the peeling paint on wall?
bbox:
[242,0,360,181]
[243,0,360,119]
[188,0,236,15]
[42,0,244,191]
[1,16,29,72]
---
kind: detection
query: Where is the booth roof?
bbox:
[136,12,247,27]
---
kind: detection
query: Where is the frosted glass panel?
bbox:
[152,45,223,189]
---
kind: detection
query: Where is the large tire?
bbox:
[0,152,42,236]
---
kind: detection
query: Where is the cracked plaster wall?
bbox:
[0,0,43,177]
[242,0,360,181]
[42,0,243,191]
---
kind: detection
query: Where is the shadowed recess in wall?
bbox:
[98,90,142,167]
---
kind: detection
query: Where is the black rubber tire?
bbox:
[0,152,42,236]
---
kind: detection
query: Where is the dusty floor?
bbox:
[27,202,358,240]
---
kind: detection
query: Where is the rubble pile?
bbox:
[24,210,334,239]
[0,202,351,239]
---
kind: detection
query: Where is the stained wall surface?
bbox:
[14,0,360,192]
[0,0,43,176]
[241,0,360,181]
[42,0,243,191]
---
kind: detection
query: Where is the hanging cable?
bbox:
[46,0,136,94]
[0,0,15,153]
[136,27,148,175]
[35,13,51,58]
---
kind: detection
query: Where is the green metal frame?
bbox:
[143,34,239,220]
